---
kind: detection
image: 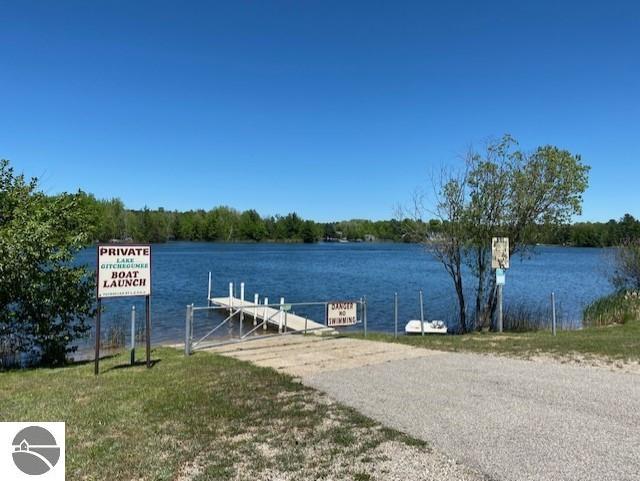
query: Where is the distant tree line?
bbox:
[543,214,640,247]
[80,194,640,247]
[81,195,423,243]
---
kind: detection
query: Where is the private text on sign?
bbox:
[326,301,358,327]
[97,244,151,298]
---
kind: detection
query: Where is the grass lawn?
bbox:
[354,318,640,362]
[0,347,425,481]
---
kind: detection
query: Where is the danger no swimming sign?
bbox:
[326,301,358,327]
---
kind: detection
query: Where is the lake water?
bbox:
[77,242,613,344]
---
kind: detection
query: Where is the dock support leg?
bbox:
[240,282,245,336]
[279,297,284,333]
[253,293,259,326]
[263,297,269,331]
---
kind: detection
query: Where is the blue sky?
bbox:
[0,1,638,222]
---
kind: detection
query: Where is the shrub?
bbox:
[583,291,640,327]
[0,159,95,367]
[612,239,640,290]
[502,303,552,332]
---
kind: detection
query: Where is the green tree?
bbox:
[612,239,640,291]
[408,135,589,332]
[137,207,167,243]
[0,160,95,366]
[240,209,267,241]
[300,220,321,243]
[469,137,589,329]
[211,206,240,241]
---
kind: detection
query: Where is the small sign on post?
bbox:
[496,268,506,286]
[491,237,510,269]
[326,301,358,327]
[95,244,152,375]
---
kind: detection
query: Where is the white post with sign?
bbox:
[96,244,152,375]
[492,237,509,333]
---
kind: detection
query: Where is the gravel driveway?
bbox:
[209,336,640,481]
[305,346,640,481]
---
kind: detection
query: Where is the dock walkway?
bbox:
[209,296,335,335]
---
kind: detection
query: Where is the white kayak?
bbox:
[405,320,448,335]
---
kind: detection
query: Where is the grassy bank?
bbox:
[355,316,640,362]
[0,348,425,480]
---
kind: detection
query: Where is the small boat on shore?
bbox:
[405,320,447,335]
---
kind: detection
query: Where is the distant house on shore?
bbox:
[364,234,376,242]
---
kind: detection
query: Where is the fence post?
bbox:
[363,296,368,337]
[253,293,259,326]
[229,282,233,313]
[240,282,245,336]
[279,297,285,333]
[394,292,398,339]
[263,297,269,330]
[419,289,425,336]
[551,292,557,336]
[190,303,194,347]
[184,304,191,356]
[207,272,212,306]
[130,305,136,365]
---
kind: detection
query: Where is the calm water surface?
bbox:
[77,242,613,344]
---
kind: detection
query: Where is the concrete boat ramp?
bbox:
[205,334,432,377]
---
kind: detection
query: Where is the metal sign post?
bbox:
[130,305,136,365]
[145,295,151,369]
[363,296,368,337]
[419,289,425,336]
[492,238,509,333]
[94,299,101,376]
[551,292,557,336]
[95,244,152,375]
[394,292,398,339]
[184,304,192,356]
[496,268,506,332]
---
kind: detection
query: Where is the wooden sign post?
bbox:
[95,244,152,375]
